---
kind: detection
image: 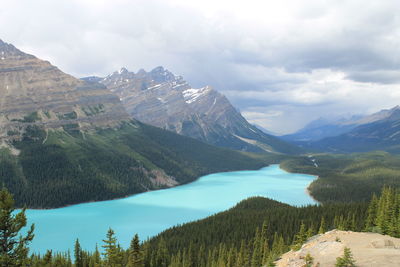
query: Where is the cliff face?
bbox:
[275,230,400,267]
[0,39,129,143]
[92,67,300,154]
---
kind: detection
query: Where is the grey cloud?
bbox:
[346,70,400,84]
[1,0,400,133]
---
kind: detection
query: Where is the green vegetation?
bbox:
[281,151,400,202]
[335,247,356,267]
[1,187,398,266]
[364,187,400,237]
[82,104,105,116]
[11,112,41,123]
[57,111,78,120]
[144,197,367,267]
[0,188,34,266]
[0,121,275,208]
[305,253,314,267]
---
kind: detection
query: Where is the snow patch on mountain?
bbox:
[182,86,211,104]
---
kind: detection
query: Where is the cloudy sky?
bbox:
[1,0,400,134]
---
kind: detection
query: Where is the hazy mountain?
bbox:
[0,39,270,208]
[309,106,400,153]
[281,116,364,142]
[88,67,301,154]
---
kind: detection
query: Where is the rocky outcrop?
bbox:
[90,67,300,154]
[275,230,400,267]
[0,39,130,142]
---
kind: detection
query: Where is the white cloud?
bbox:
[1,0,400,133]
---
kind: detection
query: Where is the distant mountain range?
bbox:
[285,106,400,153]
[83,67,301,154]
[0,39,270,208]
[281,117,362,142]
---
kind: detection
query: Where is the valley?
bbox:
[1,27,400,267]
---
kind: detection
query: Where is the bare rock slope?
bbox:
[275,230,400,267]
[0,39,129,143]
[87,67,300,154]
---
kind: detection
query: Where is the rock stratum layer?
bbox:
[86,67,300,154]
[0,39,129,143]
[275,230,400,267]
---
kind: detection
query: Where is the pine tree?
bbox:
[74,239,83,267]
[318,217,326,234]
[335,247,356,267]
[236,240,250,267]
[364,194,378,231]
[306,223,315,238]
[0,188,35,267]
[127,234,143,267]
[304,253,313,267]
[291,222,307,251]
[375,187,392,234]
[90,244,101,267]
[155,237,169,267]
[251,227,262,267]
[102,228,122,267]
[43,250,52,267]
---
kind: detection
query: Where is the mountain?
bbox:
[309,106,400,152]
[86,67,301,154]
[0,39,272,208]
[281,116,364,143]
[0,39,129,141]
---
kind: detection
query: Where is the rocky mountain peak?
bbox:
[148,66,176,83]
[118,67,129,74]
[95,67,299,154]
[0,39,129,142]
[0,39,33,61]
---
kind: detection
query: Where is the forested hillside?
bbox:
[3,189,379,267]
[281,151,400,203]
[0,121,275,208]
[4,185,399,266]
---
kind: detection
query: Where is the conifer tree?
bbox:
[0,188,34,267]
[236,240,249,267]
[304,253,313,267]
[364,194,378,231]
[43,250,52,267]
[102,228,122,267]
[127,234,143,267]
[89,244,101,267]
[197,245,206,267]
[291,222,307,251]
[318,217,326,234]
[335,247,356,267]
[155,237,169,267]
[74,239,83,267]
[251,227,262,267]
[306,223,315,238]
[375,187,391,233]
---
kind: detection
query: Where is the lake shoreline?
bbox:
[26,164,318,254]
[27,165,274,211]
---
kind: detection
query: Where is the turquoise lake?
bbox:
[25,164,317,253]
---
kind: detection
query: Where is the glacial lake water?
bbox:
[25,164,316,254]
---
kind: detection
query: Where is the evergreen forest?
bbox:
[1,186,399,267]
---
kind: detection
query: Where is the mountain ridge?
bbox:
[0,39,130,145]
[84,66,301,154]
[283,106,400,153]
